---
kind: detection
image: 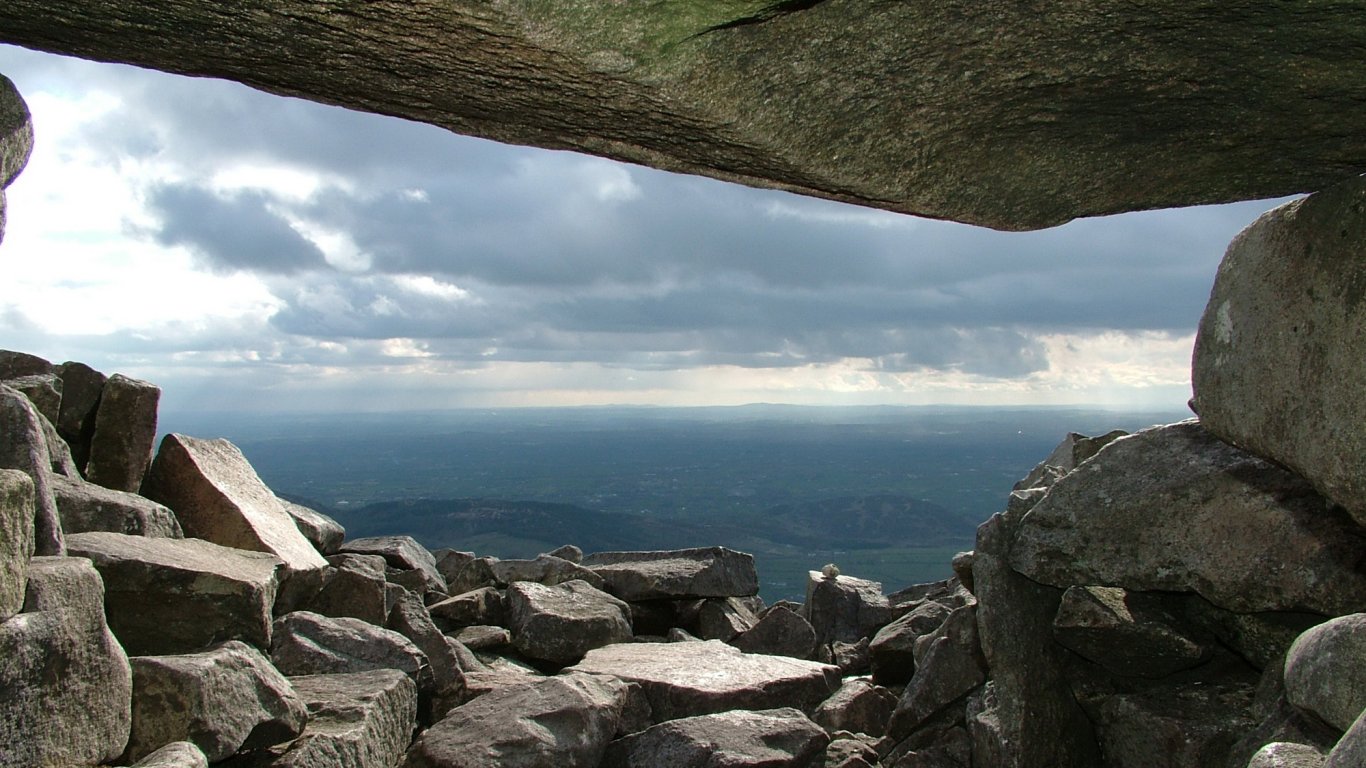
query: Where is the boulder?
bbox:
[506,579,633,665]
[0,556,132,768]
[4,373,60,425]
[462,651,545,698]
[966,683,1007,768]
[0,75,31,243]
[402,672,640,768]
[1327,709,1366,768]
[429,586,504,629]
[55,360,106,472]
[141,434,328,578]
[869,599,953,686]
[697,595,759,641]
[1052,586,1212,678]
[1193,177,1366,528]
[1183,598,1326,672]
[805,571,894,648]
[546,543,583,563]
[602,707,830,768]
[435,550,497,594]
[1247,743,1327,768]
[568,639,840,721]
[66,531,281,655]
[491,553,604,589]
[812,679,898,738]
[732,604,818,660]
[950,551,975,594]
[1283,614,1366,732]
[453,625,510,651]
[0,469,33,621]
[220,670,417,768]
[1009,420,1366,616]
[386,586,466,719]
[583,546,758,601]
[52,473,183,538]
[127,741,210,768]
[123,641,308,763]
[280,499,344,556]
[0,384,62,555]
[86,373,160,492]
[0,350,49,380]
[339,535,446,594]
[1089,676,1259,768]
[270,611,431,697]
[821,738,880,768]
[304,553,388,626]
[887,604,987,740]
[37,404,79,478]
[1014,430,1128,491]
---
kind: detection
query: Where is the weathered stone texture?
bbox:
[55,360,106,479]
[280,499,345,556]
[1326,709,1366,768]
[339,535,446,593]
[0,74,33,244]
[506,578,633,665]
[812,678,897,738]
[584,546,758,601]
[128,741,211,768]
[52,473,183,537]
[270,611,432,695]
[1283,614,1366,733]
[601,707,830,768]
[0,469,33,621]
[306,553,388,625]
[1052,586,1212,679]
[1248,742,1328,768]
[732,604,817,660]
[86,373,160,492]
[0,384,63,555]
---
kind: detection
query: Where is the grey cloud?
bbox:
[145,183,328,274]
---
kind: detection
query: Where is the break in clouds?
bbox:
[0,44,1288,406]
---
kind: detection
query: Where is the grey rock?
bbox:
[128,741,209,768]
[86,373,159,492]
[1090,676,1259,768]
[52,473,183,538]
[1248,743,1327,768]
[124,641,307,763]
[67,531,281,655]
[386,586,466,720]
[1052,586,1212,678]
[949,551,975,594]
[1229,660,1341,768]
[0,76,31,244]
[1283,614,1366,732]
[820,738,880,768]
[1193,177,1366,528]
[270,611,431,695]
[966,683,1007,768]
[698,595,759,641]
[602,707,830,768]
[806,571,894,648]
[339,535,446,593]
[583,546,758,601]
[733,604,818,660]
[55,360,106,473]
[491,553,604,588]
[305,553,388,625]
[1327,709,1366,768]
[0,384,62,555]
[0,469,32,621]
[507,579,633,665]
[831,637,871,676]
[4,373,60,425]
[1014,430,1127,491]
[547,543,583,564]
[813,679,898,738]
[0,556,132,768]
[463,651,545,699]
[568,639,840,721]
[402,672,639,768]
[279,499,344,556]
[888,605,986,740]
[869,599,953,686]
[1009,420,1366,616]
[1184,598,1327,671]
[36,403,79,478]
[453,625,510,651]
[142,434,328,577]
[429,586,504,629]
[0,350,50,379]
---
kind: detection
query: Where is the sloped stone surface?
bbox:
[812,678,897,738]
[507,579,632,665]
[1052,586,1212,678]
[1283,614,1366,732]
[0,75,32,244]
[806,571,894,649]
[87,373,160,492]
[869,599,953,686]
[142,434,327,576]
[52,473,183,538]
[0,556,132,768]
[402,672,638,768]
[1326,709,1366,768]
[128,741,210,768]
[602,707,829,768]
[0,350,50,379]
[887,604,986,740]
[386,586,466,718]
[305,553,388,625]
[1015,430,1128,491]
[430,586,504,629]
[568,639,840,721]
[55,360,106,473]
[1248,743,1327,768]
[4,373,60,425]
[340,535,446,593]
[1009,420,1366,616]
[124,641,307,763]
[1089,675,1259,768]
[280,500,344,556]
[0,469,33,621]
[491,553,604,588]
[698,595,758,642]
[271,611,432,695]
[67,531,281,655]
[584,546,758,601]
[0,384,62,555]
[733,604,817,660]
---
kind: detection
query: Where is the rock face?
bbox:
[1193,177,1366,528]
[54,360,106,474]
[86,373,160,493]
[806,571,893,648]
[583,546,759,601]
[0,556,132,768]
[270,611,431,694]
[0,73,32,244]
[280,499,345,556]
[339,535,446,594]
[6,4,1366,228]
[1051,586,1211,679]
[601,707,830,768]
[0,384,63,555]
[505,579,633,665]
[1283,614,1366,733]
[0,469,33,621]
[52,473,183,538]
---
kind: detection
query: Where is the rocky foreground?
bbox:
[0,345,1363,768]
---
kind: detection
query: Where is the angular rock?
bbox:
[603,707,829,768]
[887,604,986,740]
[402,672,639,768]
[813,679,898,738]
[1193,178,1366,527]
[869,599,953,686]
[1283,614,1366,732]
[454,625,510,651]
[1248,743,1327,768]
[491,553,604,589]
[547,543,583,563]
[222,670,417,768]
[429,586,504,629]
[1052,586,1212,678]
[86,373,160,492]
[280,499,344,556]
[435,550,496,594]
[386,586,466,717]
[886,724,972,768]
[1327,709,1366,768]
[950,551,975,594]
[0,75,31,243]
[0,350,50,379]
[966,683,1007,768]
[339,535,446,593]
[66,531,281,655]
[1183,598,1327,671]
[52,473,183,538]
[569,639,840,721]
[0,469,33,621]
[583,546,758,601]
[304,553,388,626]
[55,360,106,473]
[0,556,132,768]
[806,571,894,648]
[821,737,880,768]
[142,434,328,578]
[1014,430,1128,491]
[1089,676,1258,768]
[733,604,817,660]
[698,595,759,641]
[831,637,871,676]
[507,579,632,665]
[0,384,62,555]
[128,741,210,768]
[37,408,79,478]
[463,651,545,698]
[270,611,431,696]
[4,373,61,425]
[124,641,307,763]
[1009,420,1366,616]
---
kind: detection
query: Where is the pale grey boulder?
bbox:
[887,604,986,740]
[402,672,640,768]
[698,595,759,642]
[67,531,281,655]
[87,373,160,492]
[0,556,132,768]
[820,737,881,768]
[462,650,545,699]
[55,360,106,473]
[491,553,604,589]
[1014,429,1128,491]
[304,553,388,625]
[127,741,210,768]
[869,599,953,686]
[507,579,633,665]
[429,586,504,629]
[1283,614,1366,732]
[805,571,894,648]
[52,473,183,538]
[1326,709,1366,768]
[0,469,33,621]
[142,434,328,579]
[950,551,975,594]
[547,543,583,563]
[1009,420,1366,616]
[4,373,61,425]
[733,604,818,660]
[435,550,497,594]
[270,611,432,696]
[812,679,898,738]
[568,639,841,721]
[0,384,63,555]
[339,535,446,594]
[1248,743,1327,768]
[280,499,344,556]
[1052,586,1212,678]
[0,75,31,245]
[123,641,307,764]
[583,546,759,601]
[1193,177,1366,528]
[0,350,50,379]
[386,586,466,720]
[602,707,829,768]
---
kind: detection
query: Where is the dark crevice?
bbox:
[691,0,831,38]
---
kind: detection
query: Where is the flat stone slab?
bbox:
[582,547,759,601]
[52,473,182,538]
[0,468,33,621]
[567,639,840,721]
[66,531,281,655]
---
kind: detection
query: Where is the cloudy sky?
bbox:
[0,44,1289,414]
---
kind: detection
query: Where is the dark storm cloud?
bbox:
[144,183,328,274]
